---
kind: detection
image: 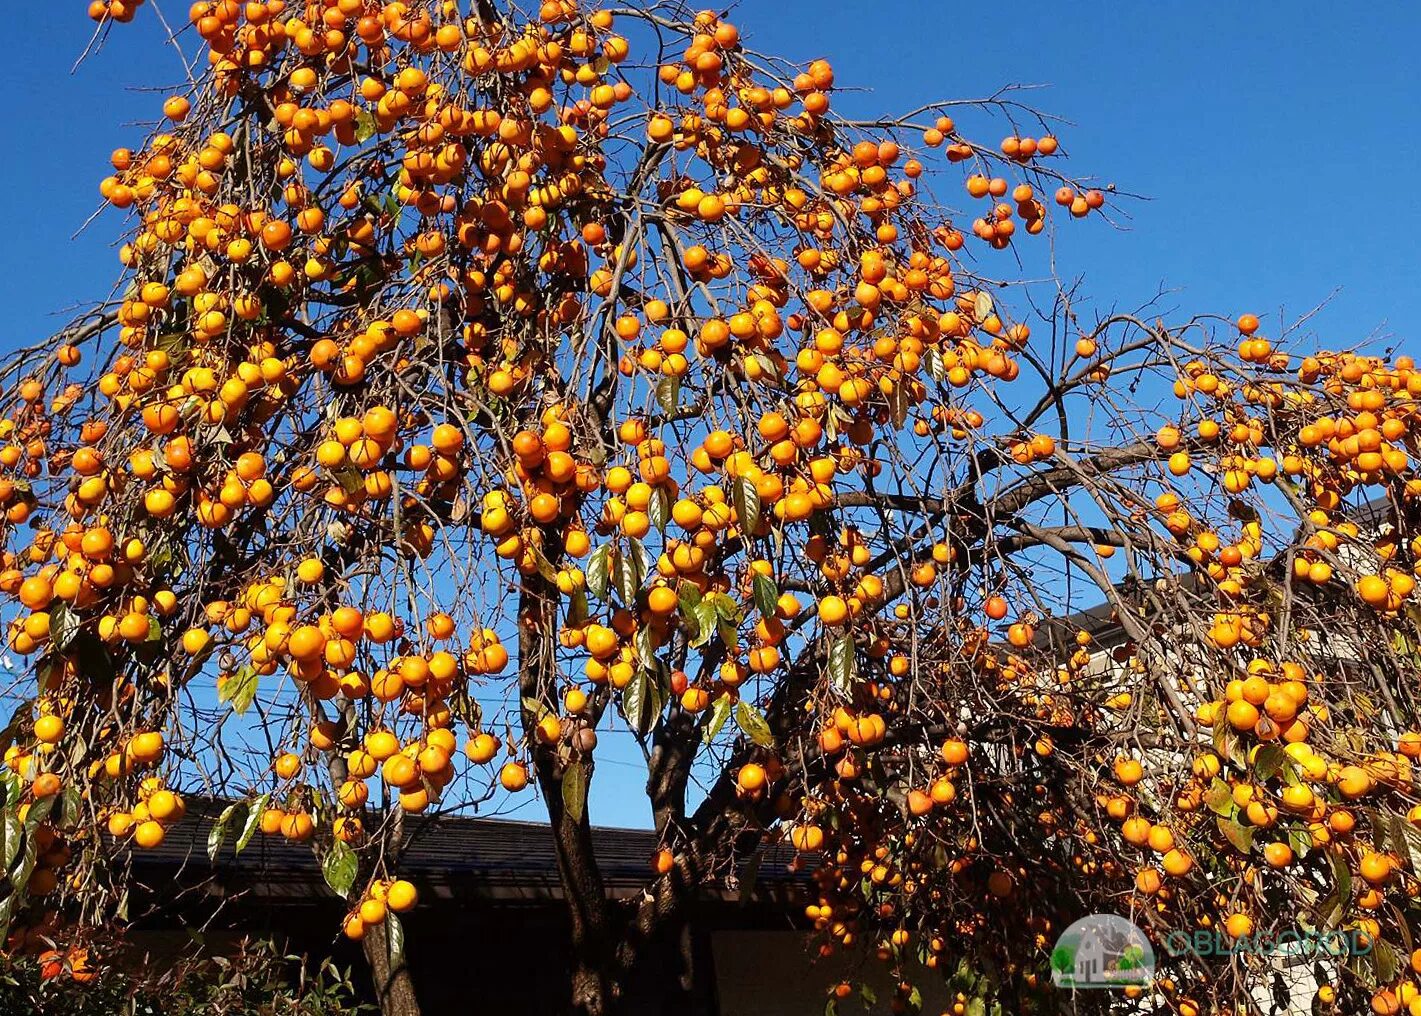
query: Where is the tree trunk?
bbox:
[361,917,421,1016]
[519,578,621,1014]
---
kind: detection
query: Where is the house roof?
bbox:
[130,801,807,906]
[1027,495,1396,651]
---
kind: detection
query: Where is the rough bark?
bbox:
[519,577,620,1015]
[361,917,422,1016]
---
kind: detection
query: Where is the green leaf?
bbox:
[618,539,647,604]
[678,582,704,642]
[1252,743,1287,782]
[716,616,740,651]
[690,600,717,649]
[50,606,78,651]
[562,761,586,823]
[925,346,946,381]
[1316,847,1352,928]
[331,466,364,495]
[208,803,239,863]
[966,1000,985,1016]
[731,477,760,533]
[566,588,589,627]
[586,544,612,601]
[0,892,15,943]
[1204,778,1235,816]
[1,813,21,873]
[521,696,552,724]
[1398,819,1421,876]
[710,593,740,619]
[146,617,163,642]
[859,984,878,1005]
[655,375,680,414]
[528,543,558,584]
[1374,937,1400,985]
[59,783,81,829]
[634,624,656,672]
[385,911,405,970]
[219,666,259,715]
[622,668,666,735]
[677,581,703,613]
[24,796,54,831]
[888,383,910,430]
[703,693,733,744]
[734,701,774,747]
[322,839,358,898]
[1217,816,1254,854]
[648,488,670,533]
[235,793,268,855]
[354,108,376,142]
[828,635,856,696]
[1211,721,1237,764]
[752,573,778,619]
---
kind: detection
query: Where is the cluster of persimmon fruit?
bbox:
[10,1,1421,1012]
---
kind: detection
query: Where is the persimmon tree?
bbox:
[4,2,1421,1015]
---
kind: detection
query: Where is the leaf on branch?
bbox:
[354,108,376,142]
[648,487,670,533]
[622,665,667,735]
[235,793,268,855]
[828,635,856,696]
[752,573,778,620]
[386,912,406,970]
[1,813,22,873]
[634,624,656,672]
[208,803,240,863]
[731,477,760,534]
[50,606,79,652]
[716,615,740,652]
[1217,815,1254,854]
[586,544,611,601]
[1203,779,1235,817]
[655,375,680,414]
[703,693,733,744]
[566,588,589,628]
[322,839,358,898]
[24,796,54,831]
[615,541,646,605]
[562,761,586,823]
[690,600,717,649]
[888,383,910,430]
[60,783,81,828]
[1374,937,1400,985]
[331,466,364,495]
[1251,743,1287,782]
[734,701,774,747]
[528,543,558,583]
[219,666,259,716]
[926,346,946,382]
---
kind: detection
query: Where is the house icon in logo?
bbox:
[1051,915,1155,990]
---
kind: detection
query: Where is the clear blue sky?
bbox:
[2,4,1418,828]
